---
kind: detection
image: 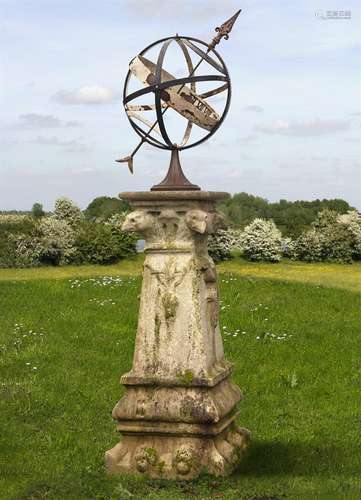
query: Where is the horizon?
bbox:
[1,0,360,210]
[0,191,357,214]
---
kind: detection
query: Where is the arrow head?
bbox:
[210,9,242,49]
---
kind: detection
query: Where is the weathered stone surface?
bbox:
[112,378,242,423]
[105,191,250,478]
[106,423,250,479]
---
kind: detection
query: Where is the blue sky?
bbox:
[1,0,360,210]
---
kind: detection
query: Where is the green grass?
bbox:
[218,259,361,293]
[1,257,360,293]
[0,254,144,282]
[0,264,361,499]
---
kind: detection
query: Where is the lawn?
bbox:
[1,256,360,293]
[0,261,360,499]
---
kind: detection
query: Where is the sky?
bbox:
[0,0,360,211]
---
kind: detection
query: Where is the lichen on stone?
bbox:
[143,447,158,466]
[162,291,178,319]
[154,314,161,344]
[156,459,166,475]
[173,447,199,475]
[176,369,194,385]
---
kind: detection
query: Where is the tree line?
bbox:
[1,193,357,239]
[217,193,355,237]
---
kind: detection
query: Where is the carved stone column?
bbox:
[105,191,250,478]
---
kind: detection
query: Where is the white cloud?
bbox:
[52,86,118,105]
[255,118,351,137]
[14,113,81,128]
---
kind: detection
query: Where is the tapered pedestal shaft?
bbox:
[105,191,250,479]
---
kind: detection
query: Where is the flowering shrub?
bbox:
[227,229,244,251]
[0,210,135,268]
[293,209,359,263]
[0,215,39,268]
[104,212,127,228]
[8,233,42,268]
[208,231,232,262]
[53,197,82,227]
[320,227,353,263]
[312,209,353,263]
[38,217,76,265]
[0,214,31,224]
[337,210,361,260]
[0,238,15,268]
[241,219,282,262]
[73,220,137,265]
[0,214,36,236]
[294,229,323,262]
[207,229,243,262]
[281,237,296,259]
[1,201,359,268]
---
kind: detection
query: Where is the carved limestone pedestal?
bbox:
[105,191,250,479]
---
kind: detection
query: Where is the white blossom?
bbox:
[39,217,76,265]
[53,197,82,226]
[241,218,282,262]
[294,228,323,262]
[337,210,361,259]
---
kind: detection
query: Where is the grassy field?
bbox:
[0,261,360,499]
[218,260,361,293]
[1,256,361,293]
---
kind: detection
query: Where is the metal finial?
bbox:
[209,9,242,49]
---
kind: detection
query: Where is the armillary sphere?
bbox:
[116,10,241,191]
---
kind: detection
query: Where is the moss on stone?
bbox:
[173,448,200,471]
[162,243,178,250]
[138,447,167,475]
[162,292,178,319]
[154,314,161,345]
[190,258,202,327]
[156,459,166,475]
[176,369,194,385]
[143,447,158,466]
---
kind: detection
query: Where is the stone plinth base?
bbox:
[105,422,250,479]
[105,191,250,478]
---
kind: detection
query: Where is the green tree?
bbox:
[31,203,45,219]
[217,193,354,237]
[84,196,130,221]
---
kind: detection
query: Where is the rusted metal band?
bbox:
[154,39,174,147]
[180,38,226,74]
[175,37,194,147]
[126,110,162,136]
[131,120,169,149]
[123,75,227,105]
[198,83,228,99]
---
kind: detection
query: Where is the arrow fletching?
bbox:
[115,155,134,173]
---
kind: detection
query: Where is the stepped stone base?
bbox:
[105,421,250,479]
